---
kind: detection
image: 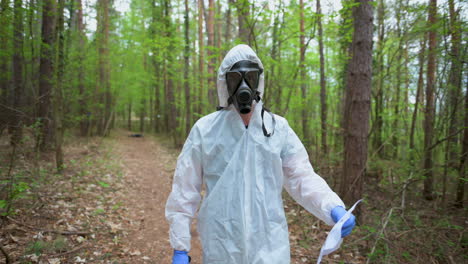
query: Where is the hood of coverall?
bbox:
[217,44,265,107]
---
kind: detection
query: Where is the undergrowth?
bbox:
[0,130,129,263]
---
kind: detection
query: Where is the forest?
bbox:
[0,0,466,263]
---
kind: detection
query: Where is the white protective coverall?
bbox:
[165,44,345,264]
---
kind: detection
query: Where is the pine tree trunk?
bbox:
[184,0,191,136]
[215,0,222,63]
[237,0,250,45]
[139,98,145,133]
[151,0,161,133]
[317,0,327,155]
[207,0,216,106]
[225,0,233,43]
[340,0,374,218]
[272,0,283,110]
[53,0,65,172]
[373,0,385,157]
[77,0,88,136]
[38,0,56,150]
[128,102,132,131]
[336,0,353,156]
[164,0,177,143]
[11,0,23,145]
[0,0,10,133]
[96,0,110,136]
[447,0,462,171]
[197,0,204,116]
[299,0,309,146]
[423,0,437,200]
[409,38,426,159]
[455,82,467,207]
[392,5,403,159]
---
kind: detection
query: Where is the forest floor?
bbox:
[1,129,464,264]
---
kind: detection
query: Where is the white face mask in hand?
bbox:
[317,199,362,264]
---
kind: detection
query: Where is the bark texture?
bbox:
[340,0,374,217]
[299,0,310,146]
[11,0,23,145]
[423,0,437,200]
[197,0,204,116]
[317,0,327,155]
[207,0,216,106]
[38,0,56,150]
[184,0,191,136]
[236,0,251,45]
[54,0,65,171]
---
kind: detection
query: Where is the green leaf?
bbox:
[98,181,110,188]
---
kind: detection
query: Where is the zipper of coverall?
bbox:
[243,131,250,262]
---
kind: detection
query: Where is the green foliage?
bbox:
[25,236,69,256]
[93,208,106,215]
[0,179,31,216]
[98,181,110,188]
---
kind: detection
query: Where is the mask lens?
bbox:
[226,71,242,94]
[245,71,259,89]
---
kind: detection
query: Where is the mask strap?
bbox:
[261,106,276,137]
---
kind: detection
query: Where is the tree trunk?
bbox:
[237,0,251,45]
[373,0,385,157]
[139,98,145,133]
[447,0,462,171]
[272,0,283,110]
[197,0,204,116]
[299,0,309,146]
[53,0,65,172]
[442,0,462,205]
[0,0,10,133]
[128,102,132,131]
[151,0,161,133]
[77,0,88,136]
[340,0,373,218]
[164,0,177,143]
[215,0,222,63]
[184,0,191,136]
[38,0,56,150]
[225,0,233,43]
[409,38,426,159]
[207,0,216,106]
[455,81,467,207]
[423,0,437,200]
[96,0,110,136]
[317,0,327,155]
[149,86,154,132]
[336,0,353,156]
[392,5,403,159]
[10,0,23,145]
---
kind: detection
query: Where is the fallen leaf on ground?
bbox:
[48,258,61,264]
[130,250,141,256]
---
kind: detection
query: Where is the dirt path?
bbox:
[114,130,202,263]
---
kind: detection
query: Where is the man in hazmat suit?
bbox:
[165,44,356,264]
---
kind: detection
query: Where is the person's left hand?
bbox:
[331,206,356,237]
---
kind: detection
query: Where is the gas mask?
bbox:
[226,60,263,114]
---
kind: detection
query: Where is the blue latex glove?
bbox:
[331,206,356,237]
[172,250,190,264]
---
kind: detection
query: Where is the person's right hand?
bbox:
[172,250,190,264]
[331,206,356,237]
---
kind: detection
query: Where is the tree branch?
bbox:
[429,128,464,151]
[7,217,91,236]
